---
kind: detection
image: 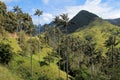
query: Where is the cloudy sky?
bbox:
[1,0,120,25]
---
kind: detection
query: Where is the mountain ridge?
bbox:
[105,18,120,26]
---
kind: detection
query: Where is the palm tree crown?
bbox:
[34,9,42,16]
[13,6,22,14]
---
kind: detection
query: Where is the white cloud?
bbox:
[42,13,53,23]
[32,13,53,25]
[85,0,101,5]
[63,0,120,19]
[42,0,49,5]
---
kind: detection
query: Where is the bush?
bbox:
[0,43,13,64]
[17,66,31,80]
[38,75,50,80]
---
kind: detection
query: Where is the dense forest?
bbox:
[0,1,120,80]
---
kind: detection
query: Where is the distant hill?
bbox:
[105,18,120,26]
[34,24,44,34]
[68,10,99,33]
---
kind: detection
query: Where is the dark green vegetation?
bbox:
[0,1,120,80]
[0,43,13,64]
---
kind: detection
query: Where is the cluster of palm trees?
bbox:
[13,4,71,79]
[12,5,120,80]
[13,6,43,79]
[53,13,70,80]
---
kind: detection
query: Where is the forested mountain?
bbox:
[0,1,120,80]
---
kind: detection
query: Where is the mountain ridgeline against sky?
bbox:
[106,18,120,26]
[67,10,99,33]
[35,10,120,34]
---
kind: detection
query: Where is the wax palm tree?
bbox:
[34,9,42,34]
[44,24,49,45]
[53,16,62,79]
[13,6,22,14]
[34,9,43,61]
[60,14,69,80]
[31,9,42,79]
[13,6,21,32]
[54,14,70,80]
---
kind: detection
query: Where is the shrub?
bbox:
[0,43,13,64]
[38,75,50,80]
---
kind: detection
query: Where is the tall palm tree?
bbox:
[53,14,69,79]
[29,9,42,79]
[13,6,22,42]
[44,24,49,45]
[34,9,42,35]
[53,16,61,79]
[60,14,69,80]
[34,9,43,61]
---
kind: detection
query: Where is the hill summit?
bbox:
[68,10,99,33]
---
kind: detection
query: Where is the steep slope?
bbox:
[68,10,99,33]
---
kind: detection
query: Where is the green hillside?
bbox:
[72,18,120,54]
[53,16,120,79]
[66,18,120,79]
[0,1,120,80]
[0,34,69,80]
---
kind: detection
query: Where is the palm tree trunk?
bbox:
[66,54,69,80]
[112,36,115,77]
[64,60,66,72]
[20,21,22,44]
[38,16,41,61]
[30,34,33,79]
[72,38,75,66]
[58,30,61,80]
[30,51,33,79]
[58,45,61,79]
[66,25,68,80]
[111,45,114,79]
